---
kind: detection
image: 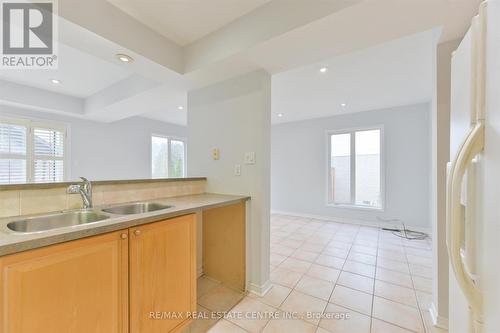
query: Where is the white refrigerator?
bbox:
[448,1,500,332]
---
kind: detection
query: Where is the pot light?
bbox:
[116,54,134,63]
[178,106,184,110]
[340,103,347,107]
[319,67,328,73]
[50,79,60,84]
[277,113,284,118]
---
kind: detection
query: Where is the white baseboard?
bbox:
[271,210,431,235]
[429,302,449,330]
[247,280,272,297]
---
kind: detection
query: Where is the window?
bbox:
[328,127,383,209]
[0,119,67,184]
[151,135,186,178]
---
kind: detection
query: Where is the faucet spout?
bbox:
[79,177,93,209]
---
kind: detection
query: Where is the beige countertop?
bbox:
[0,193,249,257]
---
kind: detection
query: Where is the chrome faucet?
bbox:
[67,177,93,209]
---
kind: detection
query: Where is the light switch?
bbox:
[234,164,241,176]
[212,148,220,160]
[244,152,255,164]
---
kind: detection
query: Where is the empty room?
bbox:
[0,1,498,333]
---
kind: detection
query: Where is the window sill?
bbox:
[326,203,384,212]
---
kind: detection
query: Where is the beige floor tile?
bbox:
[249,284,291,308]
[406,255,432,268]
[315,254,345,269]
[291,249,319,263]
[207,319,248,333]
[348,252,377,265]
[412,276,432,293]
[378,250,407,262]
[181,305,219,333]
[334,235,356,243]
[270,253,288,266]
[271,244,296,257]
[337,271,374,294]
[279,290,327,325]
[316,327,331,333]
[279,257,312,274]
[198,285,244,312]
[372,296,424,332]
[374,280,418,308]
[327,240,352,251]
[351,245,378,256]
[322,247,349,259]
[306,264,341,283]
[354,240,378,248]
[371,318,415,333]
[279,239,304,249]
[299,242,326,253]
[421,309,448,333]
[270,267,303,288]
[415,291,432,311]
[409,264,433,279]
[376,257,410,274]
[376,267,413,289]
[295,275,335,301]
[378,244,405,254]
[227,297,275,332]
[405,248,432,258]
[262,316,316,333]
[330,285,373,316]
[198,276,221,298]
[343,261,376,278]
[319,303,371,333]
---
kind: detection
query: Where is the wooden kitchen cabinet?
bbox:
[0,214,197,333]
[129,214,197,333]
[0,230,129,333]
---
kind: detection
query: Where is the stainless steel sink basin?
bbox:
[102,202,173,215]
[7,210,110,233]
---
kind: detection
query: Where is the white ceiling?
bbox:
[272,30,435,124]
[0,0,481,126]
[0,44,131,98]
[106,0,272,46]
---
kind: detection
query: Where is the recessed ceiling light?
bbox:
[178,106,184,110]
[319,67,328,73]
[277,113,284,118]
[50,79,60,84]
[116,54,134,63]
[340,103,347,107]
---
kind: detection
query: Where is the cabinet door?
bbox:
[129,214,196,333]
[0,230,129,333]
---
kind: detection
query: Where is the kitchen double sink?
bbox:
[6,202,174,233]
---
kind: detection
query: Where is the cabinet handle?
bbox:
[120,233,128,239]
[134,230,141,236]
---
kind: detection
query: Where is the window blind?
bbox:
[33,128,65,183]
[0,123,28,184]
[0,120,66,184]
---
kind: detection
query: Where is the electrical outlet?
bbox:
[212,148,220,160]
[244,152,255,164]
[234,164,241,176]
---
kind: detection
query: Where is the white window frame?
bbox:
[151,134,187,178]
[326,125,385,211]
[0,117,69,184]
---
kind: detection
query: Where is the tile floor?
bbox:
[185,214,446,333]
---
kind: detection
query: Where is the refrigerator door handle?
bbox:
[446,120,484,325]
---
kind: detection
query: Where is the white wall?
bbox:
[187,70,271,294]
[0,105,187,181]
[271,103,431,230]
